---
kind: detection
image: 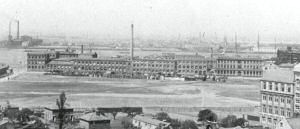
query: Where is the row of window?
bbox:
[28,55,48,59]
[262,95,292,104]
[177,65,206,69]
[262,105,292,117]
[217,60,262,64]
[262,81,293,93]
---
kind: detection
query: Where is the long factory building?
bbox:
[27,50,265,78]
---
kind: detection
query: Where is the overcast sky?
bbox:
[0,0,300,42]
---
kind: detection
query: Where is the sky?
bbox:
[0,0,300,42]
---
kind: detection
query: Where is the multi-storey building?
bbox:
[46,57,131,77]
[216,56,264,77]
[260,64,295,128]
[132,59,176,76]
[175,54,215,76]
[276,47,300,64]
[292,64,300,114]
[27,52,51,72]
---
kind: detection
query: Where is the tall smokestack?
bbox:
[131,24,134,60]
[257,32,260,52]
[81,45,83,54]
[17,20,19,39]
[8,21,12,41]
[235,32,238,55]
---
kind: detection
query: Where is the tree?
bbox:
[170,119,181,129]
[180,120,198,129]
[234,118,247,127]
[198,109,217,122]
[57,91,67,129]
[220,115,237,128]
[18,108,34,122]
[156,112,171,122]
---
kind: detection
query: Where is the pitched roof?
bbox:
[133,115,170,127]
[80,112,110,122]
[261,68,294,83]
[287,117,300,129]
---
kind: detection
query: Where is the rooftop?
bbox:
[287,117,300,129]
[261,68,294,83]
[80,112,110,122]
[133,115,170,127]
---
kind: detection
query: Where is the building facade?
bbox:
[216,56,264,77]
[292,64,300,114]
[175,54,215,76]
[260,65,295,129]
[27,52,51,72]
[276,47,300,64]
[132,59,176,77]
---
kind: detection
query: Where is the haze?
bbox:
[0,0,300,42]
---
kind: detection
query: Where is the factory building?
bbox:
[46,57,131,77]
[132,59,176,77]
[175,54,215,76]
[216,56,264,77]
[27,52,51,72]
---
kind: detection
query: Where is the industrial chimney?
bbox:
[130,24,134,60]
[8,21,12,41]
[16,20,20,39]
[81,45,84,54]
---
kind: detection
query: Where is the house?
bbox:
[79,112,111,129]
[43,106,74,122]
[132,115,171,129]
[275,117,300,129]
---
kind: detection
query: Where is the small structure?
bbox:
[43,106,74,122]
[79,112,110,129]
[132,115,171,129]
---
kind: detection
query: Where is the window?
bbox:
[269,96,273,101]
[281,86,285,92]
[263,95,267,100]
[288,86,291,93]
[275,83,279,91]
[263,82,267,89]
[269,82,273,90]
[269,106,273,113]
[281,98,285,103]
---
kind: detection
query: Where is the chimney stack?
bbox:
[257,32,260,52]
[131,24,134,60]
[235,32,238,55]
[17,20,19,39]
[81,45,84,54]
[8,21,12,41]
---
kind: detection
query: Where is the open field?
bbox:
[0,72,260,108]
[0,49,261,119]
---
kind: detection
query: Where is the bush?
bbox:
[198,109,217,122]
[180,120,198,129]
